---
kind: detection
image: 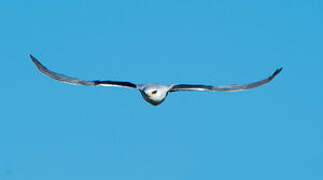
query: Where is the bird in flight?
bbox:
[30,55,282,106]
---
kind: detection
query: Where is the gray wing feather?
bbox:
[30,55,137,89]
[170,68,282,92]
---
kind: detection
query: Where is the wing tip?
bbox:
[274,67,283,76]
[29,54,50,74]
[270,67,283,80]
[29,54,35,60]
[29,54,39,64]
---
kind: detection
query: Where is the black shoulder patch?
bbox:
[94,80,137,88]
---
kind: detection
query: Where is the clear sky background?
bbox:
[0,0,322,179]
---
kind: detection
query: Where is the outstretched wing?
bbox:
[169,68,282,92]
[30,55,137,89]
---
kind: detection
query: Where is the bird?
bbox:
[29,55,282,106]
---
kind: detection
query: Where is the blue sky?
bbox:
[1,0,322,179]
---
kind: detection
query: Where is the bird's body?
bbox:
[29,55,282,106]
[138,84,174,105]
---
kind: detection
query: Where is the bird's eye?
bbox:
[152,90,158,94]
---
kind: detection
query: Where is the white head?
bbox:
[140,84,173,105]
